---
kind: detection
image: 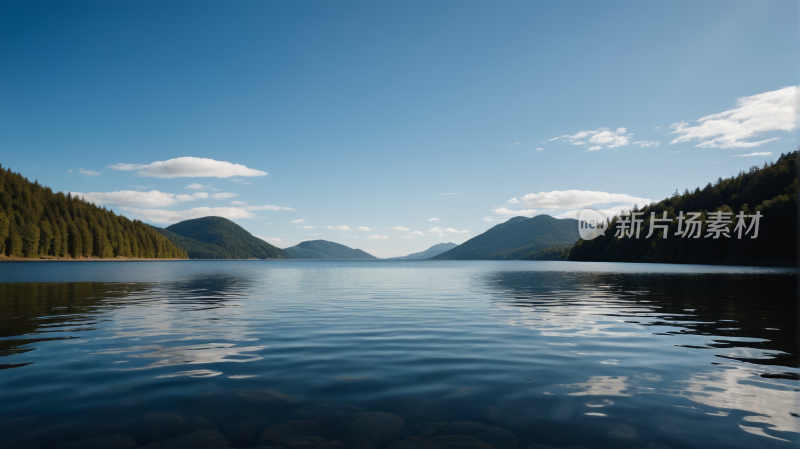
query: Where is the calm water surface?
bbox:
[0,260,797,449]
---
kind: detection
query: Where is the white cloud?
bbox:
[521,190,652,209]
[589,128,632,148]
[122,207,255,224]
[356,226,372,231]
[428,227,469,237]
[68,170,73,173]
[535,148,544,151]
[366,235,389,239]
[391,226,409,232]
[428,218,441,221]
[230,200,247,205]
[654,126,661,130]
[186,183,216,190]
[244,205,294,211]
[110,157,268,178]
[327,225,351,231]
[193,192,209,199]
[411,231,424,236]
[79,168,101,176]
[507,198,520,204]
[300,226,314,229]
[669,86,798,149]
[309,234,320,236]
[491,207,538,217]
[731,152,772,157]
[212,192,239,199]
[70,190,203,208]
[290,219,305,223]
[549,128,633,151]
[555,204,639,219]
[483,216,511,223]
[255,236,287,247]
[633,141,660,147]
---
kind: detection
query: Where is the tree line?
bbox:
[569,150,798,265]
[0,165,188,259]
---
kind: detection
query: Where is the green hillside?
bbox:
[432,215,580,260]
[390,242,458,260]
[284,240,377,259]
[568,150,798,265]
[0,165,187,259]
[154,216,296,260]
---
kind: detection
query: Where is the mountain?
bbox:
[432,215,580,260]
[284,240,377,259]
[390,242,458,259]
[568,150,798,265]
[0,165,187,259]
[154,216,296,259]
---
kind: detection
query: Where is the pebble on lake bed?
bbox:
[343,412,405,449]
[50,433,139,449]
[427,421,517,449]
[259,420,326,445]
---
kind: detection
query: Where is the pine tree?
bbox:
[23,221,40,257]
[0,210,9,254]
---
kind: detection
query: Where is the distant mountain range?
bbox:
[433,215,580,260]
[154,216,296,259]
[390,242,458,259]
[284,240,377,259]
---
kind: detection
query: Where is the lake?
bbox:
[0,260,797,449]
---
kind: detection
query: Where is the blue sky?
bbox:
[1,0,797,257]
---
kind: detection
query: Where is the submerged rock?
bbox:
[387,437,442,449]
[426,435,493,449]
[523,422,571,448]
[50,433,138,449]
[142,413,191,443]
[221,416,269,447]
[156,429,229,449]
[259,420,325,445]
[411,422,442,436]
[277,435,327,449]
[316,440,348,449]
[526,445,586,449]
[427,422,517,449]
[343,412,405,449]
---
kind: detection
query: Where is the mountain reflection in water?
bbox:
[0,260,796,449]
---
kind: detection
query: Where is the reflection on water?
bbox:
[0,261,797,449]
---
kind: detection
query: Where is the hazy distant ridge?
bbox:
[285,240,377,260]
[433,215,580,260]
[390,242,458,260]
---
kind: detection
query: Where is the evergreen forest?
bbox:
[568,150,798,265]
[0,165,188,259]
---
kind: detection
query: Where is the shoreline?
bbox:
[0,257,794,268]
[0,257,189,262]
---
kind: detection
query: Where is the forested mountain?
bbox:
[390,242,458,259]
[569,150,798,265]
[432,215,580,260]
[154,216,296,259]
[284,240,377,259]
[520,245,572,260]
[0,166,187,259]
